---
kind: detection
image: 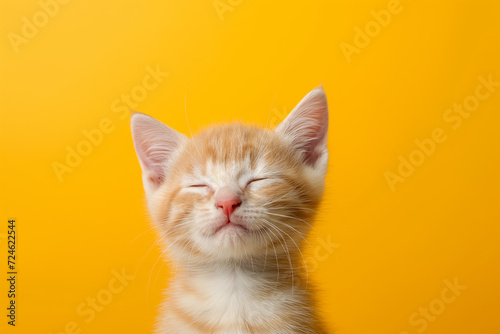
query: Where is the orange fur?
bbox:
[131,87,331,333]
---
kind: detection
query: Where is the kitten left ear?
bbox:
[131,113,187,196]
[276,86,328,167]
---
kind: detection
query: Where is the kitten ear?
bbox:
[276,86,328,167]
[131,113,186,195]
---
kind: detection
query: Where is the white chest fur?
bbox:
[159,267,304,334]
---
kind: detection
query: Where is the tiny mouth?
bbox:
[215,222,248,234]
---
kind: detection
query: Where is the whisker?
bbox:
[263,218,309,289]
[128,225,157,245]
[260,219,294,294]
[261,227,280,287]
[134,234,162,278]
[147,245,168,301]
[265,211,318,233]
[265,216,314,252]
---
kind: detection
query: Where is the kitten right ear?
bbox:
[275,86,328,168]
[131,113,186,195]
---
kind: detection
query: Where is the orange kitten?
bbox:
[131,87,330,333]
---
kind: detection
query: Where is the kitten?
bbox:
[131,86,330,334]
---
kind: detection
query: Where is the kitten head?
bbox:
[131,87,328,263]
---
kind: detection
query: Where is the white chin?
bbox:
[211,231,256,259]
[191,225,260,260]
[215,223,248,234]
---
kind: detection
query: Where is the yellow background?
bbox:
[1,0,499,333]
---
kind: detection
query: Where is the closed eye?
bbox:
[189,184,210,188]
[246,178,267,187]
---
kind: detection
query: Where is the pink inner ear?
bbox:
[131,113,186,189]
[276,87,328,166]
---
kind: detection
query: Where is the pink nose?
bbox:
[216,189,242,219]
